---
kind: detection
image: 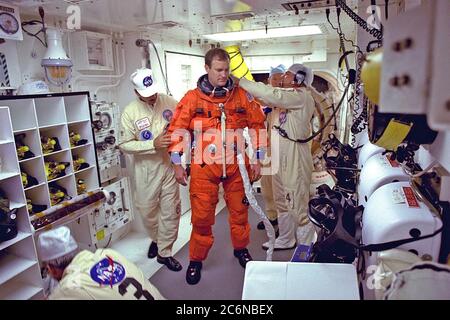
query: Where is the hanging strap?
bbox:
[360,226,444,252]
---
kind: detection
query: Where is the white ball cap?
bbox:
[287,63,314,86]
[37,226,78,262]
[130,68,158,98]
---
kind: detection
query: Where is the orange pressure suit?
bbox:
[167,76,266,262]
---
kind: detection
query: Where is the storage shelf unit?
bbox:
[0,92,100,300]
[0,107,41,300]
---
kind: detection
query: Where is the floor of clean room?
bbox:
[111,194,296,300]
[110,196,227,280]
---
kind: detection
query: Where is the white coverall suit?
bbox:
[240,78,316,248]
[119,94,181,258]
[49,249,165,300]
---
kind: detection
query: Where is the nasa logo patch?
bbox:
[143,76,153,87]
[141,130,153,141]
[246,92,254,102]
[90,256,126,287]
[162,109,173,122]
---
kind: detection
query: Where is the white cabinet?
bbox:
[0,92,99,299]
[70,31,114,71]
[0,107,43,300]
[428,0,450,130]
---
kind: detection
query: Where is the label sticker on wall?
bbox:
[386,156,400,168]
[96,229,105,241]
[392,188,405,204]
[402,186,420,208]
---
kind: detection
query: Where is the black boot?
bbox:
[147,241,158,259]
[271,219,279,238]
[186,261,202,285]
[257,219,279,237]
[234,248,253,268]
[157,255,183,272]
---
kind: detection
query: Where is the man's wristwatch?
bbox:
[255,148,266,161]
[170,151,183,165]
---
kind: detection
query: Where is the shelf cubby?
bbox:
[72,143,96,173]
[64,95,91,123]
[39,124,70,156]
[44,150,73,182]
[20,157,45,189]
[0,142,20,181]
[0,264,43,300]
[75,166,99,195]
[68,121,95,148]
[0,107,14,142]
[15,205,33,234]
[0,175,26,206]
[0,236,40,286]
[48,175,77,207]
[0,232,30,252]
[14,129,41,162]
[0,99,37,132]
[34,97,67,128]
[25,184,50,217]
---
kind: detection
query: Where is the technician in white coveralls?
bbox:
[257,64,287,235]
[119,68,182,271]
[37,226,165,300]
[237,63,316,250]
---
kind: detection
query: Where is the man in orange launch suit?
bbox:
[167,48,267,285]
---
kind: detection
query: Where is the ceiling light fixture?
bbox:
[41,27,73,87]
[202,25,322,42]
